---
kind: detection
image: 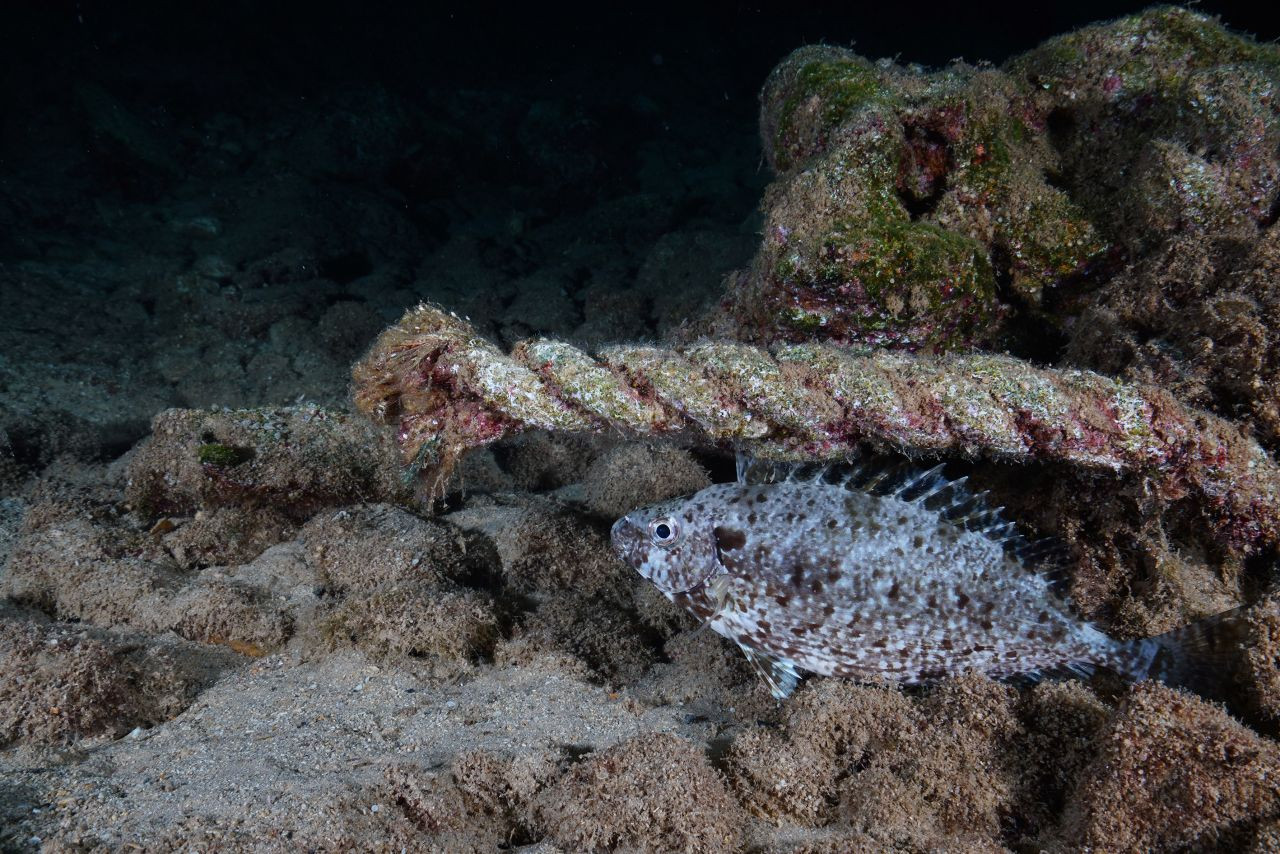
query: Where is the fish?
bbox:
[610,454,1243,699]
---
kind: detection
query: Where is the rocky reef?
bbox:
[710,5,1280,365]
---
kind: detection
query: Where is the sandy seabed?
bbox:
[2,420,1279,852]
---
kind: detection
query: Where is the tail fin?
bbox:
[1122,606,1251,699]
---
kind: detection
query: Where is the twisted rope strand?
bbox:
[352,305,1280,549]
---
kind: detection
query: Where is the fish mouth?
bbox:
[609,516,639,560]
[609,516,628,548]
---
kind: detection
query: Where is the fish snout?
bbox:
[610,515,644,569]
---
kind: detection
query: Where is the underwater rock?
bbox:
[0,617,235,748]
[162,506,297,570]
[299,505,503,671]
[4,504,295,654]
[449,749,561,841]
[375,752,561,851]
[76,81,181,195]
[446,496,662,683]
[499,595,658,686]
[125,405,408,520]
[535,733,745,853]
[1065,222,1280,455]
[490,430,611,493]
[707,7,1280,354]
[5,477,293,654]
[714,47,1098,350]
[1243,593,1280,721]
[301,504,485,591]
[723,675,1023,847]
[1059,681,1280,851]
[446,497,631,604]
[317,585,499,669]
[1011,680,1113,840]
[579,441,710,520]
[1010,7,1280,245]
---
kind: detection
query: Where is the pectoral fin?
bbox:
[739,643,802,700]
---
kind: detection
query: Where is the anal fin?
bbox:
[739,644,802,700]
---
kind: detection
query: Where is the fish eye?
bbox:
[649,517,680,547]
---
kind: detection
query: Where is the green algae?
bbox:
[773,56,898,170]
[1012,6,1280,97]
[746,43,1111,348]
[197,442,250,467]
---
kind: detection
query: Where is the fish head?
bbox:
[611,492,722,596]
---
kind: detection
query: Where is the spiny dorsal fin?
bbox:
[734,450,1073,597]
[736,454,825,486]
[1010,539,1073,597]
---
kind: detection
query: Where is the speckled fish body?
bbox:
[611,459,1154,698]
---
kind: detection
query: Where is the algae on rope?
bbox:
[352,304,1280,554]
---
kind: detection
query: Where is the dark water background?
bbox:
[1,1,1278,467]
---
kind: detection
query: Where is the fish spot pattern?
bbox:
[611,461,1140,696]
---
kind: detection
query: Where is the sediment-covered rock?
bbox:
[1059,682,1280,851]
[124,405,408,520]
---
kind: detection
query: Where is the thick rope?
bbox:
[352,304,1280,550]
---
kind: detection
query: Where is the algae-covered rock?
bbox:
[536,733,745,853]
[579,441,710,520]
[713,47,1102,351]
[1065,216,1280,454]
[1059,682,1280,851]
[721,675,1023,848]
[125,405,409,519]
[708,7,1279,356]
[1010,6,1280,244]
[0,617,234,747]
